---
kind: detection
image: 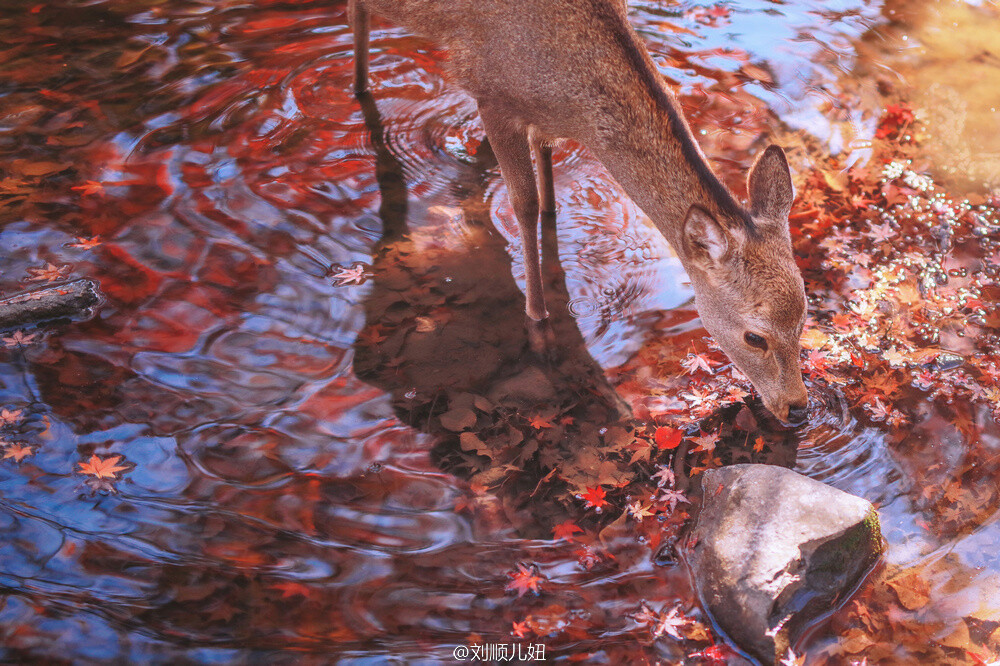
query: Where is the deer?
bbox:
[347,0,809,426]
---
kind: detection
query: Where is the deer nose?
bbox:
[786,402,809,426]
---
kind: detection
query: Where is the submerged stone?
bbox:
[687,464,883,664]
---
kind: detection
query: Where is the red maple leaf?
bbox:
[511,620,530,638]
[581,486,608,510]
[552,520,584,541]
[528,414,553,429]
[505,563,544,598]
[654,426,683,450]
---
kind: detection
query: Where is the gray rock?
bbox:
[687,464,883,664]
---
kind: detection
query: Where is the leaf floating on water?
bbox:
[505,563,544,598]
[580,486,608,510]
[328,263,371,287]
[654,426,683,450]
[77,454,129,479]
[2,443,33,462]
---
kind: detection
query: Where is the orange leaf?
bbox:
[77,454,129,479]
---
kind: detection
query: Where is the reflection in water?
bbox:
[0,0,998,663]
[352,88,635,536]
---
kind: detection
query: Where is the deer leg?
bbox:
[530,131,556,215]
[349,0,370,94]
[479,105,547,321]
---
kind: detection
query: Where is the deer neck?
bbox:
[587,78,749,265]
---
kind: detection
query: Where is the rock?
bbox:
[687,464,883,663]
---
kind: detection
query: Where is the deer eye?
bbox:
[744,332,768,351]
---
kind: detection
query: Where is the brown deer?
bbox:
[348,0,809,425]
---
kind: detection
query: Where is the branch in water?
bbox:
[0,279,101,329]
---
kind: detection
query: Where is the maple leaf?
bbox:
[868,397,896,422]
[528,414,553,429]
[505,563,544,598]
[722,384,750,402]
[71,180,105,197]
[653,607,689,640]
[633,602,658,626]
[552,520,583,541]
[2,330,38,348]
[511,620,530,638]
[805,349,831,374]
[689,431,718,454]
[26,262,70,282]
[753,436,765,453]
[626,500,656,521]
[581,486,608,510]
[77,454,129,479]
[865,221,896,243]
[658,488,690,512]
[679,386,719,410]
[651,464,675,488]
[328,262,371,286]
[0,407,23,426]
[681,351,716,375]
[654,426,683,450]
[67,236,102,249]
[882,347,908,368]
[3,443,32,462]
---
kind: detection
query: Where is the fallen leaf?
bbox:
[77,454,129,479]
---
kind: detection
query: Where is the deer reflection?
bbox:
[351,91,632,535]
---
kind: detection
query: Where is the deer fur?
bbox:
[348,0,809,424]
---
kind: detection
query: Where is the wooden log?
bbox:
[0,279,101,329]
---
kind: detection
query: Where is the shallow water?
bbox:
[1,0,999,663]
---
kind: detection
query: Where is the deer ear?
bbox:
[748,145,794,222]
[683,205,729,270]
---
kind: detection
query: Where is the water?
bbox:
[1,0,999,663]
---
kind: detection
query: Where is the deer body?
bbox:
[349,0,810,424]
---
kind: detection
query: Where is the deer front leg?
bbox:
[531,131,556,215]
[349,0,370,94]
[479,105,547,321]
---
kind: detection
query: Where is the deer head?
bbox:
[682,145,808,425]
